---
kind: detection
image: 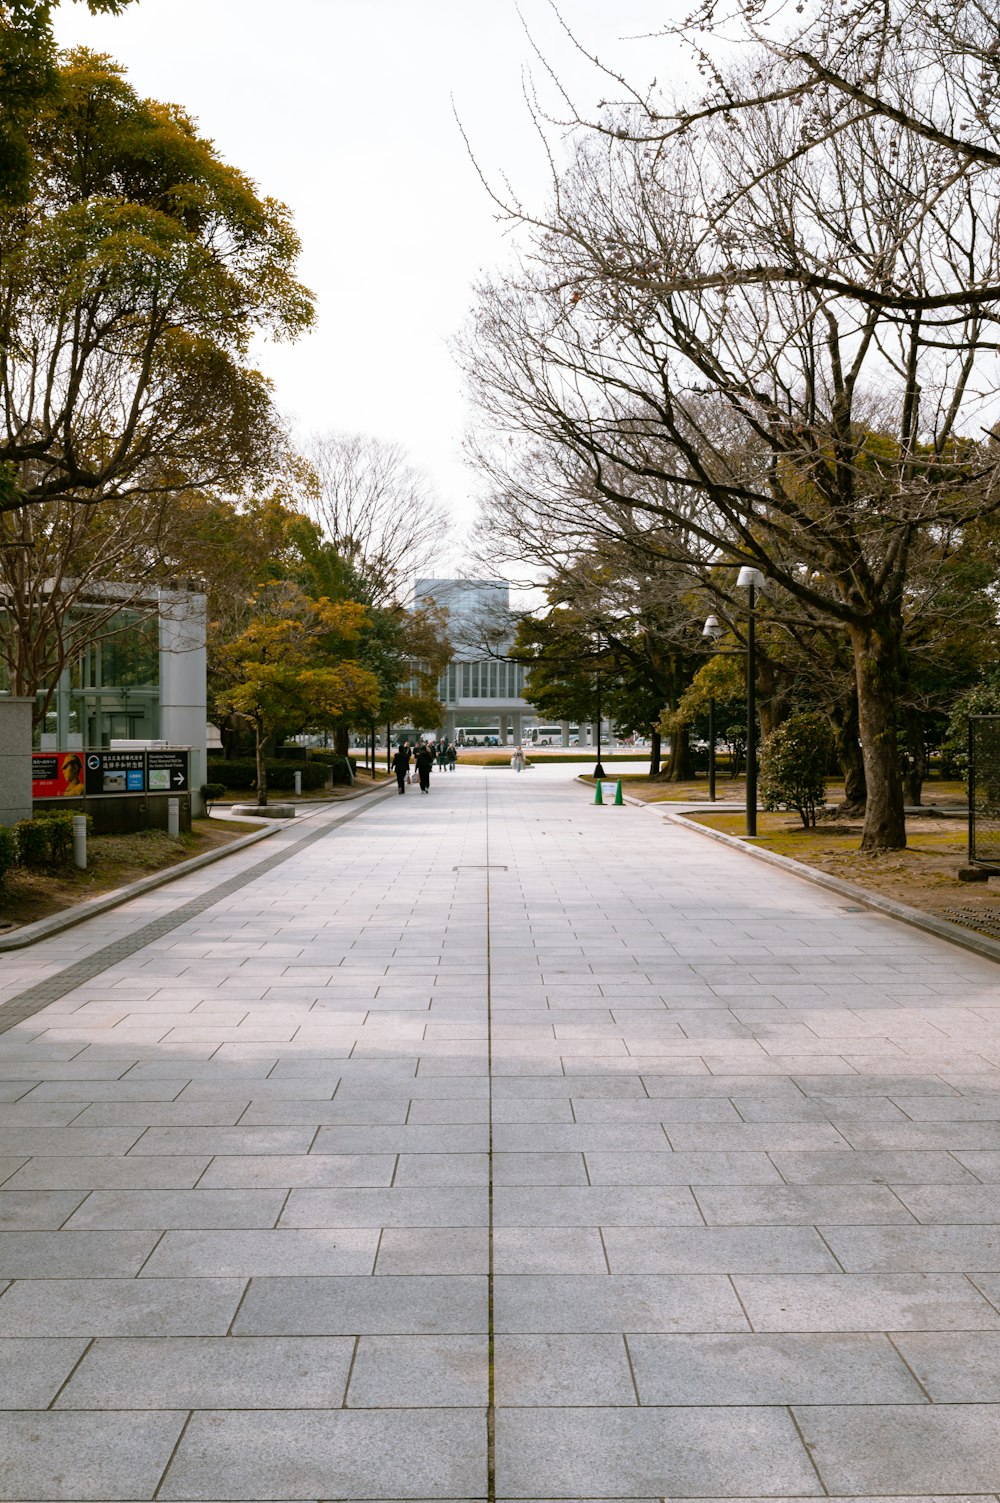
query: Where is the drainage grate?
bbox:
[944,907,1000,939]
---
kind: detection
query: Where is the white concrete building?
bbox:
[414,577,592,747]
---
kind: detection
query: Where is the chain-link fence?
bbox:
[969,716,1000,868]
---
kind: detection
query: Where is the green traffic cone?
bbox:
[594,779,604,805]
[614,779,624,806]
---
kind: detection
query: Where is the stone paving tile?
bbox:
[0,1277,246,1335]
[494,1274,747,1333]
[57,1335,355,1409]
[63,1189,287,1230]
[0,1189,87,1228]
[0,1337,89,1406]
[280,1187,487,1227]
[626,1331,925,1405]
[4,1156,211,1190]
[494,1407,820,1497]
[0,1410,185,1500]
[734,1272,1000,1330]
[0,1230,158,1278]
[234,1274,487,1334]
[347,1334,487,1406]
[795,1403,1000,1493]
[495,1334,636,1406]
[158,1409,486,1500]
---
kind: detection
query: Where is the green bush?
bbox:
[14,818,50,867]
[205,759,328,792]
[36,811,81,864]
[200,782,226,813]
[0,825,15,884]
[760,712,831,828]
[13,811,91,868]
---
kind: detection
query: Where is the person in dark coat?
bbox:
[392,743,410,795]
[415,741,434,793]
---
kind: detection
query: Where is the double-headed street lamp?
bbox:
[701,567,766,836]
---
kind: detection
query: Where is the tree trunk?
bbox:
[648,728,662,777]
[833,698,867,814]
[333,725,349,758]
[667,724,694,781]
[255,722,268,807]
[850,620,906,850]
[903,707,926,807]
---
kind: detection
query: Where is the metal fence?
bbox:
[969,715,1000,868]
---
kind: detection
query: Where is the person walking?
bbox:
[392,743,410,795]
[415,741,434,794]
[446,742,457,772]
[511,745,525,773]
[436,741,447,770]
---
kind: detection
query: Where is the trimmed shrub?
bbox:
[205,759,328,792]
[14,818,50,867]
[13,812,91,868]
[200,782,226,814]
[0,825,15,884]
[760,712,831,828]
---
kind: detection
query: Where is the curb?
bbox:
[0,782,397,952]
[661,807,1000,968]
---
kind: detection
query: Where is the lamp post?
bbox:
[701,614,723,802]
[736,567,766,837]
[593,644,605,781]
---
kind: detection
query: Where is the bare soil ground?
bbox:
[0,817,263,931]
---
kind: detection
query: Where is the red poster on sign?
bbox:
[32,752,86,799]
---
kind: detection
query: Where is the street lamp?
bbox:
[736,566,766,836]
[593,638,605,781]
[701,614,723,802]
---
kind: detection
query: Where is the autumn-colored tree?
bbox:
[214,591,380,806]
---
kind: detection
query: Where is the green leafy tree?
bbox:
[760,713,832,830]
[1,49,313,517]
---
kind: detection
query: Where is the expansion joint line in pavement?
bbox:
[485,775,496,1503]
[0,794,392,1037]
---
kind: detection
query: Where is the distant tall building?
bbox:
[413,577,540,744]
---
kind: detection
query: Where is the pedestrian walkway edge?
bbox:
[663,807,1000,968]
[0,784,397,953]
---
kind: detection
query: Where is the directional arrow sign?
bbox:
[146,749,189,792]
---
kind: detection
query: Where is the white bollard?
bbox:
[167,798,180,838]
[72,814,87,869]
[293,770,302,796]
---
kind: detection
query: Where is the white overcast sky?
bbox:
[53,0,689,558]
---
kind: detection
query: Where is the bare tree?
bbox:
[0,490,193,726]
[460,16,1000,851]
[304,433,451,606]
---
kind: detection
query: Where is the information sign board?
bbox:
[84,750,146,795]
[32,752,87,799]
[146,749,189,792]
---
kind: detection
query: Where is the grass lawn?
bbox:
[0,817,263,932]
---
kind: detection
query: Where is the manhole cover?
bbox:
[944,908,1000,938]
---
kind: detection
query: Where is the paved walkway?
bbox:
[1,769,1000,1500]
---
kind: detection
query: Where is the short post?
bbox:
[708,695,717,803]
[293,770,302,796]
[167,798,180,838]
[72,814,87,869]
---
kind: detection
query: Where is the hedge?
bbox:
[0,825,14,884]
[12,811,92,869]
[205,759,328,791]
